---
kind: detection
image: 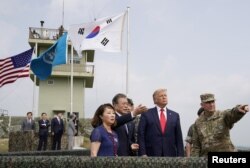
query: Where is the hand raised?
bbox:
[132,104,148,116]
[238,105,249,113]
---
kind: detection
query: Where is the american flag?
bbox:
[0,48,33,87]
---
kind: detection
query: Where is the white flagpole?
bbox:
[8,114,11,134]
[32,43,38,117]
[70,44,74,114]
[126,7,130,96]
[62,0,64,27]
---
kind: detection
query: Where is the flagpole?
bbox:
[32,43,38,116]
[126,7,130,96]
[62,0,65,27]
[70,44,73,114]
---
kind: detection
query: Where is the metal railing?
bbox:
[29,27,65,40]
[53,64,94,75]
[0,108,8,117]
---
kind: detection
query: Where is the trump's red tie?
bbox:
[160,108,166,134]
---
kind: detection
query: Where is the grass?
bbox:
[0,138,8,153]
[83,136,90,149]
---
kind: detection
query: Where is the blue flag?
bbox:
[30,32,68,80]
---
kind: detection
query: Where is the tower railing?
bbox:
[29,27,63,40]
[0,108,8,117]
[53,64,94,75]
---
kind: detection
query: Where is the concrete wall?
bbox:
[38,78,85,118]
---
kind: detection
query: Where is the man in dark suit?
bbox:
[138,88,184,157]
[51,113,64,150]
[37,112,50,150]
[112,93,139,156]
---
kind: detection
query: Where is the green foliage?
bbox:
[0,149,90,156]
[0,156,207,168]
[78,118,92,137]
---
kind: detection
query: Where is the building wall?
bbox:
[72,78,85,118]
[38,77,85,118]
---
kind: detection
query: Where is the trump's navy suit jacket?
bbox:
[138,107,184,157]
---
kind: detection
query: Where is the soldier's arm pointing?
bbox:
[238,105,249,114]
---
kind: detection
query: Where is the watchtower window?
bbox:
[47,80,54,85]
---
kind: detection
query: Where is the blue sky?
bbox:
[0,0,250,147]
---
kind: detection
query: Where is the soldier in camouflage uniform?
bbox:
[191,93,249,157]
[185,107,203,157]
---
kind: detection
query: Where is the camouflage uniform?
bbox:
[185,124,194,144]
[191,106,245,157]
[185,108,204,145]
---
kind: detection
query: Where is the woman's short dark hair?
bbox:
[91,103,116,128]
